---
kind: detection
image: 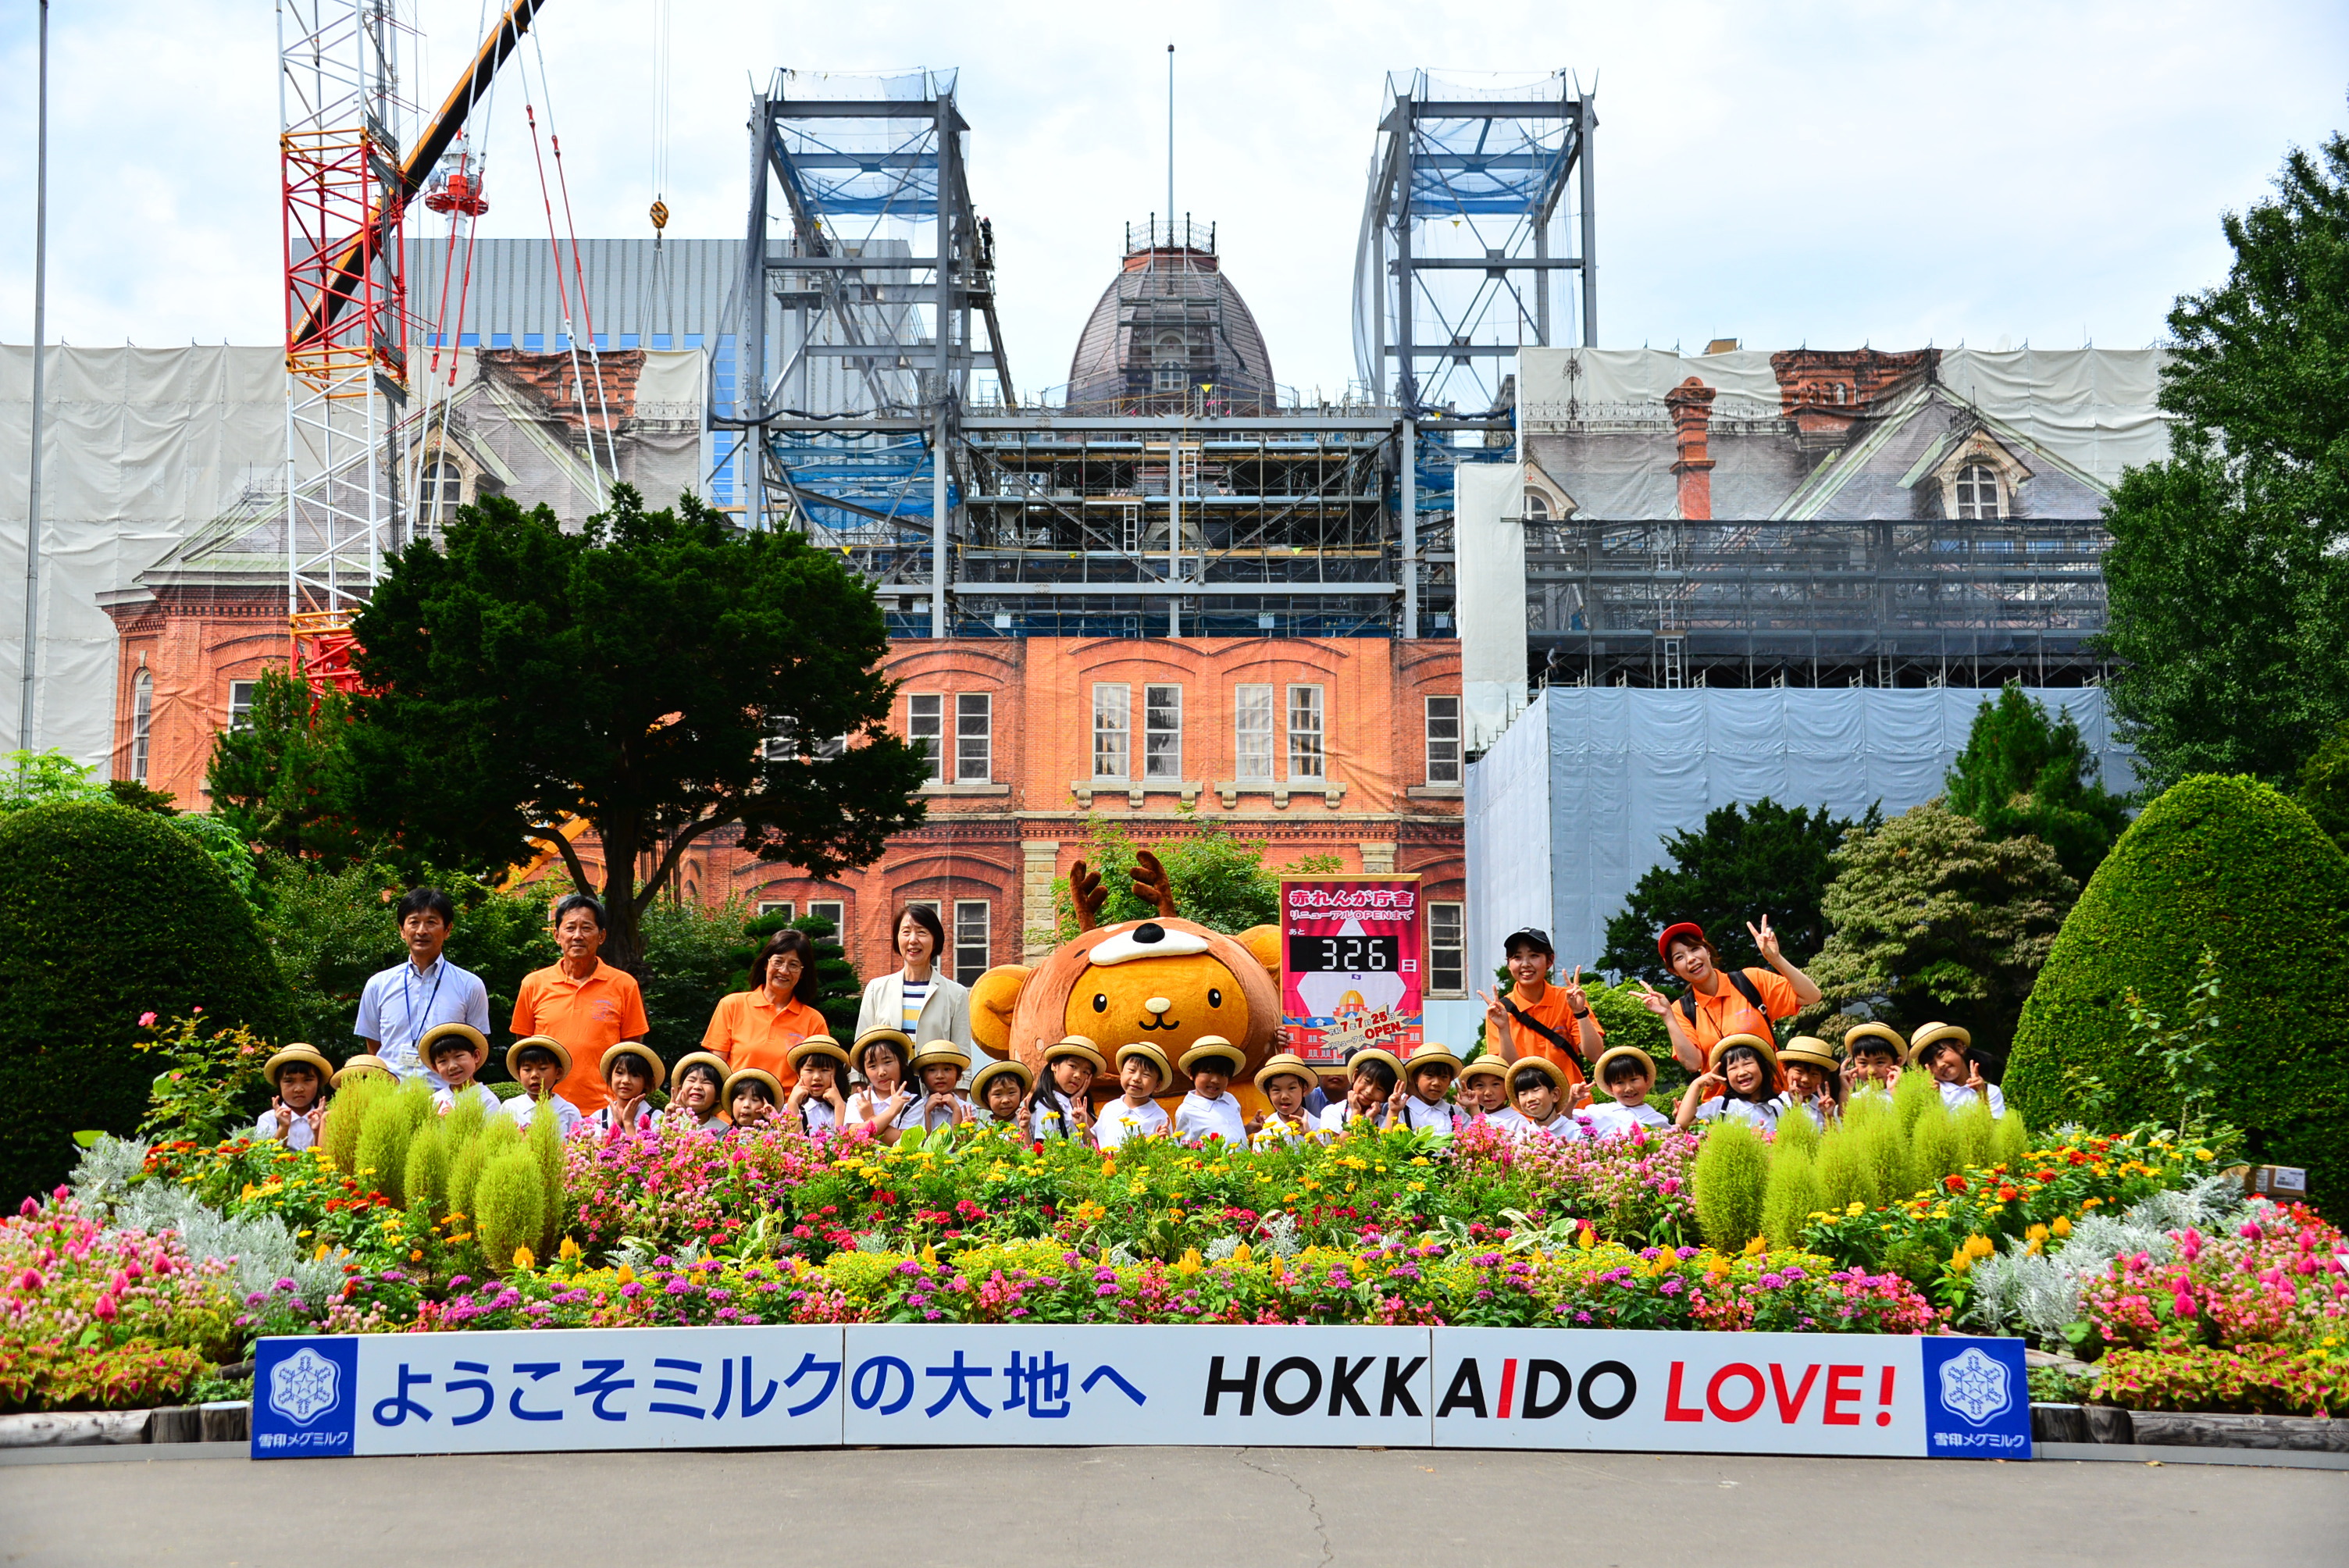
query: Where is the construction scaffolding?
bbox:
[1527,518,2113,689]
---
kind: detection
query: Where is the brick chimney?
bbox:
[1664,376,1716,520]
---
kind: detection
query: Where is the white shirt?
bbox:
[1696,1095,1783,1132]
[1251,1111,1315,1149]
[433,1082,504,1118]
[1174,1092,1246,1147]
[251,1107,321,1149]
[1318,1101,1375,1136]
[1937,1078,2007,1117]
[847,1088,928,1134]
[1582,1100,1671,1138]
[1490,1106,1583,1141]
[1396,1097,1467,1135]
[1093,1097,1171,1149]
[799,1098,840,1135]
[352,954,492,1089]
[918,1093,974,1132]
[1032,1092,1093,1143]
[1770,1092,1830,1130]
[503,1092,581,1137]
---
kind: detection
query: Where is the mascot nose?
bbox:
[1135,922,1165,943]
[1146,996,1172,1015]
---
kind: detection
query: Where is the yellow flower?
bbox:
[1176,1249,1203,1274]
[615,1264,636,1285]
[558,1237,583,1261]
[2194,1149,2215,1163]
[1744,1235,1769,1256]
[2051,1215,2073,1237]
[512,1245,536,1270]
[1408,1181,1426,1193]
[1846,1202,1865,1216]
[1410,1157,1431,1167]
[1232,1243,1253,1267]
[241,1182,258,1202]
[2026,1223,2050,1243]
[1575,1227,1595,1251]
[1965,1235,1995,1260]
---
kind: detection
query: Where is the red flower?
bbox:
[1943,1175,1966,1192]
[1997,1185,2020,1203]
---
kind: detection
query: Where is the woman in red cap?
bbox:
[1633,917,1822,1074]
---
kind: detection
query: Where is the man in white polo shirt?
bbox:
[354,886,493,1088]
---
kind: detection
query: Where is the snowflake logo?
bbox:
[1936,1346,2011,1426]
[269,1347,342,1427]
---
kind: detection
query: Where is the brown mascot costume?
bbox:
[969,851,1285,1117]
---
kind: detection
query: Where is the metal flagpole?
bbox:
[19,0,52,749]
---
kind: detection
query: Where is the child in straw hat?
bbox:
[666,1052,731,1134]
[1675,1033,1784,1133]
[1392,1042,1468,1135]
[970,1057,1035,1133]
[1909,1023,2005,1117]
[1319,1048,1402,1136]
[333,1053,394,1089]
[1174,1037,1249,1147]
[421,1023,501,1118]
[722,1067,782,1134]
[583,1042,665,1135]
[1493,1056,1584,1141]
[1095,1043,1173,1149]
[785,1037,851,1134]
[500,1035,581,1136]
[255,1045,335,1149]
[908,1039,976,1131]
[1031,1035,1104,1146]
[1840,1022,1906,1092]
[1247,1053,1320,1147]
[1582,1046,1671,1138]
[1455,1056,1510,1124]
[1773,1037,1844,1130]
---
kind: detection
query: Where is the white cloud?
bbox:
[1,0,2342,383]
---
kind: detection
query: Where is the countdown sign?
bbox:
[1278,875,1423,1067]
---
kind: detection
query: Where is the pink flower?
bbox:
[93,1294,119,1322]
[138,1011,157,1028]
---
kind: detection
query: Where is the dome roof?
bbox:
[1066,221,1275,413]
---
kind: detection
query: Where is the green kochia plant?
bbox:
[319,1071,390,1177]
[1815,1120,1870,1213]
[475,1146,548,1273]
[1910,1103,1962,1188]
[351,1079,435,1208]
[1692,1119,1770,1251]
[403,1118,451,1220]
[1760,1141,1825,1252]
[527,1103,565,1259]
[1892,1067,1940,1140]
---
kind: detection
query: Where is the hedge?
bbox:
[0,802,287,1203]
[2005,775,2349,1196]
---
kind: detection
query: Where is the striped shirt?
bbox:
[899,976,929,1035]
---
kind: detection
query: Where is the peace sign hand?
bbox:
[1559,965,1590,1014]
[1631,979,1673,1018]
[1479,988,1511,1036]
[1748,914,1782,964]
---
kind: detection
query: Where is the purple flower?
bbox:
[1659,1277,1683,1296]
[620,1281,644,1298]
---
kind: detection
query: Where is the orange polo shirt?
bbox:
[1682,967,1800,1058]
[700,990,828,1091]
[511,959,651,1116]
[1502,983,1602,1088]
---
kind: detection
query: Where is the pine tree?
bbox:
[1944,683,2132,884]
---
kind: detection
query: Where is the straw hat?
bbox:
[1346,1046,1405,1082]
[722,1067,782,1107]
[788,1035,850,1071]
[1253,1052,1319,1092]
[851,1027,916,1069]
[503,1034,572,1080]
[971,1058,1035,1099]
[670,1051,731,1094]
[1707,1032,1780,1073]
[1403,1041,1464,1078]
[1590,1044,1656,1085]
[1178,1035,1246,1077]
[911,1038,973,1074]
[418,1021,487,1065]
[1842,1021,1906,1058]
[598,1040,666,1089]
[263,1044,333,1089]
[1114,1041,1173,1085]
[1506,1055,1570,1107]
[1906,1021,1972,1066]
[1456,1055,1510,1085]
[333,1053,393,1087]
[1044,1035,1107,1074]
[1778,1036,1840,1075]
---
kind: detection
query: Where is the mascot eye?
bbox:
[1208,988,1224,1008]
[1092,993,1109,1014]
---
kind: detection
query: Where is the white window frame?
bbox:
[1427,901,1467,997]
[1143,684,1182,781]
[130,671,154,786]
[952,899,991,983]
[226,679,258,732]
[907,692,944,782]
[757,900,796,919]
[1424,694,1462,786]
[1235,684,1274,781]
[807,899,846,933]
[956,692,992,783]
[1092,682,1132,780]
[416,455,465,533]
[1955,461,2003,520]
[1286,683,1325,782]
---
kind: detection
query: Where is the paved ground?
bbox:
[3,1445,2343,1566]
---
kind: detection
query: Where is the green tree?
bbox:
[1804,800,2076,1055]
[1599,798,1877,985]
[1944,682,2131,885]
[1046,817,1343,942]
[2007,775,2349,1193]
[2297,718,2349,854]
[2100,127,2349,787]
[636,895,752,1064]
[0,802,289,1202]
[344,487,929,971]
[205,666,374,867]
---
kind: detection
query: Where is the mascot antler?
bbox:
[1131,850,1181,920]
[1068,859,1107,932]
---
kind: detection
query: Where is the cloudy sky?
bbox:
[2,1,2344,394]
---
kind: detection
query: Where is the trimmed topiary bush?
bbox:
[1692,1119,1769,1251]
[0,800,288,1203]
[2006,775,2349,1195]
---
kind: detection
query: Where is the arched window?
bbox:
[1954,461,2003,519]
[130,671,153,786]
[1523,489,1551,521]
[417,458,464,533]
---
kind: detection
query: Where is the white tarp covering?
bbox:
[1514,347,2169,486]
[0,346,286,770]
[1464,686,2136,976]
[1453,458,1527,754]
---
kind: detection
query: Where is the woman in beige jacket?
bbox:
[854,904,982,1074]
